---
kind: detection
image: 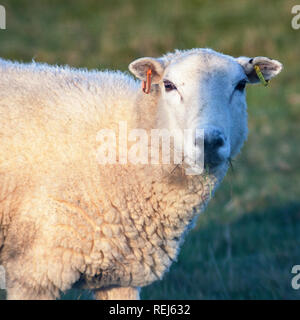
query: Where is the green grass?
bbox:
[0,0,299,300]
[142,204,300,299]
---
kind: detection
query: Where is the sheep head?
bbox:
[129,49,282,176]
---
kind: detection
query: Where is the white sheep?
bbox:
[0,49,282,300]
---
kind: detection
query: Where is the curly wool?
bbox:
[0,58,226,299]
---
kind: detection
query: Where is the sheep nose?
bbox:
[204,130,225,168]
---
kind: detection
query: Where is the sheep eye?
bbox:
[235,80,247,92]
[163,80,177,92]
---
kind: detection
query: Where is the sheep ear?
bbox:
[236,56,283,83]
[129,57,165,83]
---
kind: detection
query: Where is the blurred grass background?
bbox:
[0,0,299,300]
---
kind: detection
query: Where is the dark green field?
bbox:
[0,0,299,300]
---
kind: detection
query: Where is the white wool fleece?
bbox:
[0,49,282,299]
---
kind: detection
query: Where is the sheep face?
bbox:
[129,49,282,173]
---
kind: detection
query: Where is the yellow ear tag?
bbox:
[254,65,269,87]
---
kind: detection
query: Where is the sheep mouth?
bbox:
[203,150,228,169]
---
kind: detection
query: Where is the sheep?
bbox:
[0,49,282,300]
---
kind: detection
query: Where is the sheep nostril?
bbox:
[212,137,224,148]
[204,130,226,168]
[204,133,225,152]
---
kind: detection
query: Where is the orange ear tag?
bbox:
[142,69,152,94]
